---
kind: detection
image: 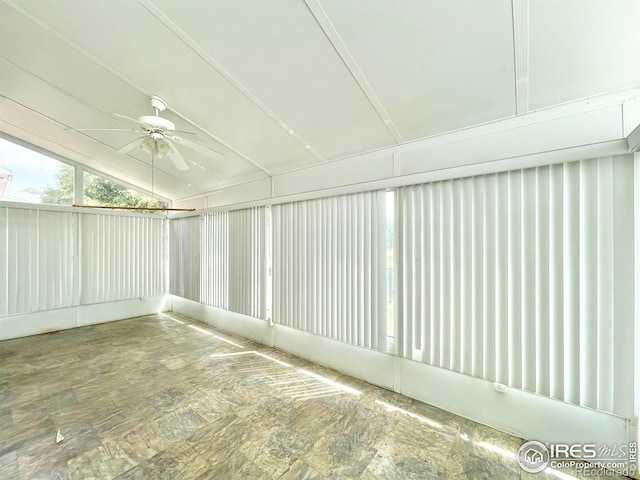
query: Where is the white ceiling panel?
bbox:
[0,2,149,117]
[528,0,640,110]
[1,0,638,202]
[8,0,319,173]
[318,0,517,141]
[150,0,396,159]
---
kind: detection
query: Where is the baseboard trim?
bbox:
[0,295,171,340]
[171,296,272,346]
[171,295,630,448]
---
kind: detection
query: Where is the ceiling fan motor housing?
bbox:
[138,115,175,131]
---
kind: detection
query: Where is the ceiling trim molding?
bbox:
[512,0,530,115]
[303,0,405,144]
[4,0,273,178]
[171,139,630,216]
[138,0,326,165]
[279,87,639,176]
[623,97,640,137]
[172,87,639,200]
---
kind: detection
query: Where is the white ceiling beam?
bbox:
[138,0,326,165]
[512,0,530,115]
[303,0,405,144]
[3,0,274,179]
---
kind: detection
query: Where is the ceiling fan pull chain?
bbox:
[152,149,155,199]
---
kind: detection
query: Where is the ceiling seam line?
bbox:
[137,0,326,165]
[511,0,530,115]
[173,176,276,204]
[3,0,273,178]
[303,0,405,144]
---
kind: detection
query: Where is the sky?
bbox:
[0,137,67,203]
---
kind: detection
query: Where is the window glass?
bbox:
[0,137,74,205]
[83,171,167,209]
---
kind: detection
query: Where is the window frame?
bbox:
[0,132,171,208]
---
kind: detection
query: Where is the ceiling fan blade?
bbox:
[66,128,139,132]
[117,136,146,154]
[170,135,224,161]
[164,140,189,171]
[170,129,198,136]
[113,113,144,126]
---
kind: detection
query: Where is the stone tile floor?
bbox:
[0,313,629,479]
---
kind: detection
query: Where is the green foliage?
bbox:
[31,166,166,209]
[83,172,166,209]
[26,164,75,205]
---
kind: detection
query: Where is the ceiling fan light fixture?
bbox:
[141,137,156,155]
[156,139,172,158]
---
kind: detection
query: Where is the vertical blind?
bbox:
[81,213,166,304]
[201,208,266,318]
[170,216,201,302]
[170,207,266,319]
[272,191,387,350]
[0,207,75,315]
[395,157,634,417]
[0,207,167,316]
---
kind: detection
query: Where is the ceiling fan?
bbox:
[69,96,224,171]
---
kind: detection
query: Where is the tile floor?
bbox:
[0,313,629,479]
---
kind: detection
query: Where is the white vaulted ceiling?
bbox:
[0,0,638,200]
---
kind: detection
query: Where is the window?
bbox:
[0,136,165,210]
[83,171,166,209]
[0,137,74,205]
